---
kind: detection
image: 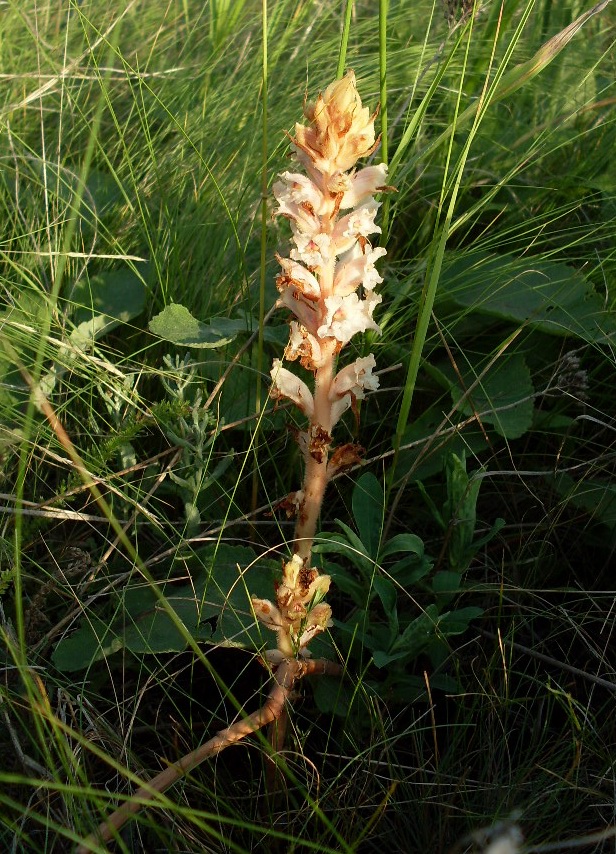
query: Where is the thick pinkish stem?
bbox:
[255,72,387,660]
[293,262,337,563]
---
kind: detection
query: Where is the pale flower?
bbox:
[276,256,320,300]
[286,321,325,369]
[251,597,285,630]
[331,355,379,400]
[274,171,327,215]
[290,231,333,269]
[339,164,389,209]
[332,200,382,255]
[297,602,334,650]
[333,244,386,295]
[317,291,382,344]
[270,359,314,417]
[277,286,319,331]
[329,355,379,425]
[274,185,322,237]
[258,73,390,661]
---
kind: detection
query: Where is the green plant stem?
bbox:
[379,0,390,232]
[336,0,354,79]
[387,8,482,496]
[252,0,269,517]
[10,17,124,663]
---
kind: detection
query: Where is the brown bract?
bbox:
[308,424,332,463]
[327,442,365,477]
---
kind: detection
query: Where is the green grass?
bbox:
[1,0,616,851]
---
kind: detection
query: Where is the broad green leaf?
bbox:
[326,562,367,606]
[52,545,276,671]
[149,303,245,348]
[380,533,425,560]
[372,604,440,667]
[550,473,616,530]
[199,358,273,428]
[372,576,397,614]
[439,250,616,344]
[431,570,462,608]
[71,268,147,345]
[312,675,356,717]
[51,615,120,672]
[396,405,490,483]
[372,576,399,644]
[385,673,460,703]
[314,525,372,576]
[441,353,534,440]
[388,556,433,587]
[437,607,483,636]
[352,472,384,560]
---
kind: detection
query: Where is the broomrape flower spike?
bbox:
[254,70,391,661]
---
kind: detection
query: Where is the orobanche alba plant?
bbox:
[78,70,389,851]
[252,69,390,662]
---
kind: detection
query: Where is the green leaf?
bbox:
[388,555,433,587]
[52,544,276,671]
[149,304,245,348]
[437,606,483,636]
[383,673,460,703]
[312,675,357,717]
[372,605,441,667]
[326,562,367,606]
[550,473,616,530]
[380,533,425,560]
[314,525,372,576]
[51,615,118,672]
[71,268,147,345]
[431,570,462,608]
[440,250,616,345]
[351,472,384,560]
[372,576,399,643]
[444,452,483,572]
[391,604,440,653]
[396,405,489,483]
[442,353,534,440]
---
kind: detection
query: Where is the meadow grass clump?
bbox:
[0,1,615,852]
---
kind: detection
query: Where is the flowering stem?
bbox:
[294,340,337,563]
[253,71,390,662]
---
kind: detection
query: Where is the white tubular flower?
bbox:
[334,244,387,296]
[297,602,334,651]
[275,189,322,237]
[317,291,382,345]
[290,231,333,270]
[274,171,328,216]
[257,73,391,660]
[277,286,319,332]
[339,164,389,209]
[276,256,321,300]
[286,321,325,370]
[331,355,379,400]
[251,597,286,630]
[329,355,379,425]
[332,200,382,255]
[270,359,314,418]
